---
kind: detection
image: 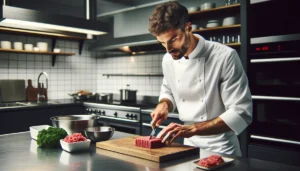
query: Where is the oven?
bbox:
[83,103,141,135]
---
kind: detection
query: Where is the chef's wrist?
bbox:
[159,98,173,112]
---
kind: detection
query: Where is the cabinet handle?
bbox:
[250,57,300,63]
[251,135,300,145]
[252,95,300,101]
[142,123,166,129]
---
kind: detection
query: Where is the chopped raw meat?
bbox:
[63,133,87,143]
[198,155,224,168]
[135,136,164,149]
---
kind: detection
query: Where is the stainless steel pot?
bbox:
[50,115,99,135]
[120,89,137,102]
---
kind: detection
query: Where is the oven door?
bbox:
[98,117,141,135]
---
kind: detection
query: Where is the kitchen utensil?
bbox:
[200,2,216,10]
[188,6,200,12]
[26,79,38,101]
[1,41,11,49]
[37,42,48,52]
[98,93,108,103]
[60,139,91,153]
[84,126,115,142]
[50,115,99,135]
[148,126,157,140]
[0,80,26,102]
[206,20,219,28]
[120,84,137,102]
[107,93,113,103]
[29,125,51,140]
[222,16,236,26]
[24,44,33,51]
[96,136,199,162]
[13,42,23,50]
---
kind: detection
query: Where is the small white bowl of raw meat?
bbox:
[60,133,91,152]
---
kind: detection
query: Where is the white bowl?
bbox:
[33,47,39,52]
[53,48,61,53]
[14,42,23,50]
[60,139,91,153]
[29,125,51,140]
[188,7,199,12]
[37,42,48,52]
[1,41,11,49]
[222,16,236,26]
[200,2,216,10]
[24,44,33,51]
[192,24,198,30]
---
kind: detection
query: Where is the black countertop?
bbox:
[1,132,300,171]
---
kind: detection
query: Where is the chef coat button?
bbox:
[201,99,204,102]
[199,79,201,82]
[178,80,180,82]
[182,99,185,102]
[178,61,180,63]
[201,117,203,119]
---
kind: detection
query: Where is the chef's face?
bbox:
[156,23,192,60]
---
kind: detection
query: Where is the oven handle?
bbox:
[251,135,300,145]
[250,57,300,63]
[252,95,300,101]
[99,116,139,123]
[142,123,166,129]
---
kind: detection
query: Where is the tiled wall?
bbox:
[0,33,98,100]
[96,53,164,96]
[0,33,165,100]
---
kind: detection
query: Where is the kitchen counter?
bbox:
[1,132,300,171]
[0,99,82,112]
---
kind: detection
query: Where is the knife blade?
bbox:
[148,126,157,140]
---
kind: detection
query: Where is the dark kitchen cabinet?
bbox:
[0,105,84,134]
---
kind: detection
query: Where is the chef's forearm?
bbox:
[159,98,174,112]
[192,117,232,136]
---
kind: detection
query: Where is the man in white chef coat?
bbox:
[149,1,252,156]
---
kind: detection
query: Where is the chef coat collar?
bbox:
[188,34,205,59]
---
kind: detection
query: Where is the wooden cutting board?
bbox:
[96,136,199,162]
[26,79,38,101]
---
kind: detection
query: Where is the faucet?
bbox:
[37,72,48,102]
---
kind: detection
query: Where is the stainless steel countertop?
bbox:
[1,132,300,171]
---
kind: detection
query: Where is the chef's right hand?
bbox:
[150,101,169,129]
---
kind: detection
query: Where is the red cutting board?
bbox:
[96,136,199,162]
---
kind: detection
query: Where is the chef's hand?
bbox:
[157,123,197,145]
[150,100,169,129]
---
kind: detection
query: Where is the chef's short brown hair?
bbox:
[148,1,188,36]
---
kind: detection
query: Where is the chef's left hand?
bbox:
[156,123,197,145]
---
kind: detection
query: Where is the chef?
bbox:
[148,1,252,156]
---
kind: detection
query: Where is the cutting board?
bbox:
[96,136,199,162]
[26,79,37,101]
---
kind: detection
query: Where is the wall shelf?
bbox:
[103,73,163,78]
[192,24,241,33]
[188,4,240,19]
[0,27,86,55]
[0,48,75,67]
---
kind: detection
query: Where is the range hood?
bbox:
[89,33,165,54]
[0,4,109,38]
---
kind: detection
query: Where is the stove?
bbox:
[83,101,156,135]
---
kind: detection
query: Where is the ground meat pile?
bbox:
[135,136,164,149]
[63,133,87,143]
[198,155,225,168]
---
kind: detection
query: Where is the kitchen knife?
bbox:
[148,126,157,140]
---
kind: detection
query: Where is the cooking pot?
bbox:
[50,115,99,135]
[120,89,137,102]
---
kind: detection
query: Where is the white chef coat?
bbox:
[158,34,252,156]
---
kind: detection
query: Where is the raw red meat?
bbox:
[198,155,224,168]
[63,133,87,143]
[135,136,164,149]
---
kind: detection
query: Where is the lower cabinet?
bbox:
[0,105,85,134]
[248,143,300,167]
